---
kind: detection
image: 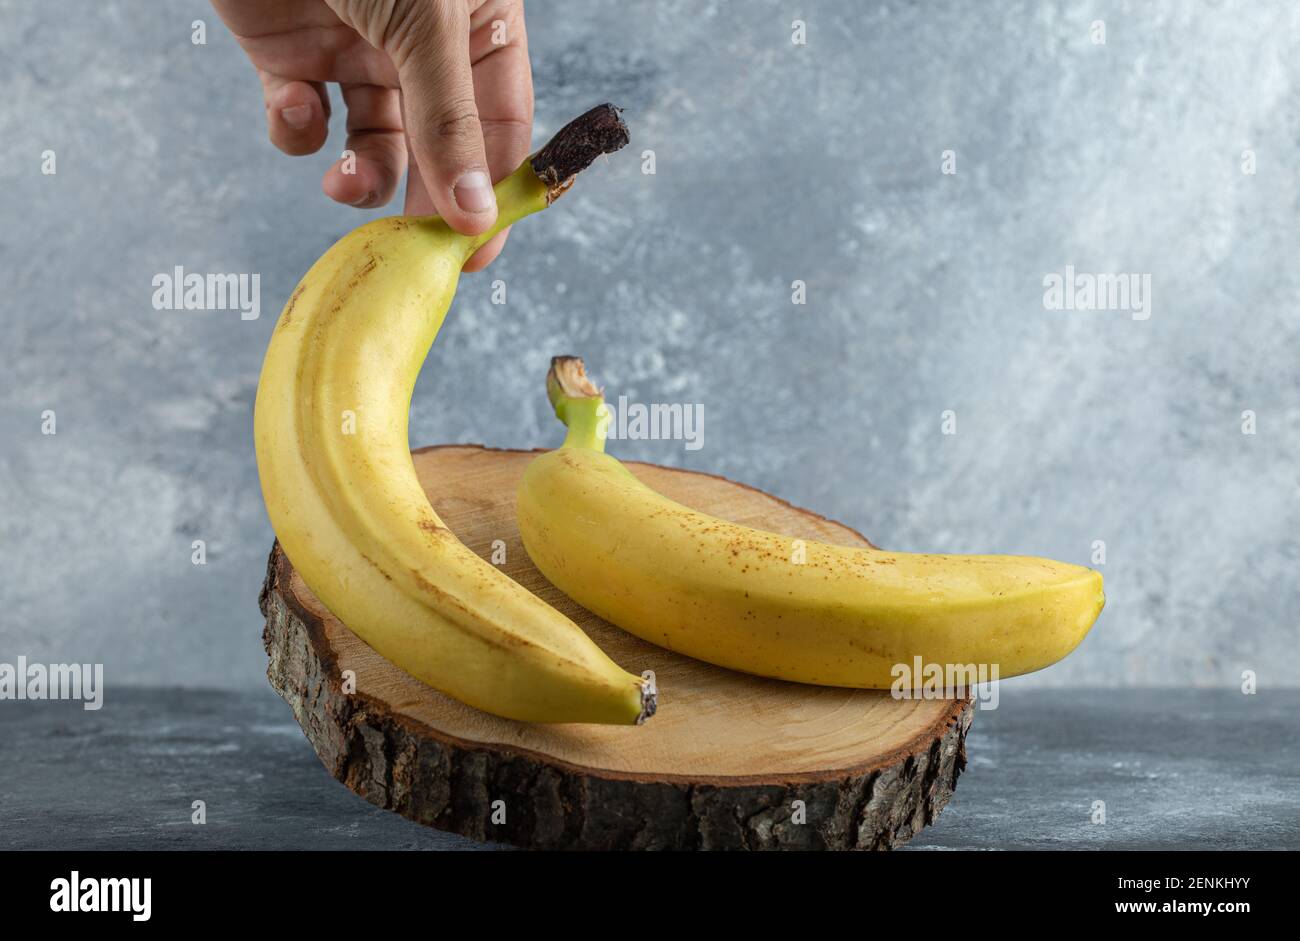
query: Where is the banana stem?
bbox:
[466,166,549,258]
[466,104,631,260]
[547,356,607,452]
[560,398,608,452]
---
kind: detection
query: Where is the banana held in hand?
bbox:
[254,107,656,725]
[517,357,1105,689]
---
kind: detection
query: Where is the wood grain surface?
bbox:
[261,445,973,849]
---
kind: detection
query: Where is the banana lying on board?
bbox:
[517,357,1105,689]
[254,106,657,725]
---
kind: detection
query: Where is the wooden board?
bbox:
[260,445,973,850]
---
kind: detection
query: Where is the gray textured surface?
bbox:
[1,1,1298,689]
[1,687,1294,850]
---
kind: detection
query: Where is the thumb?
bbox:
[392,1,496,234]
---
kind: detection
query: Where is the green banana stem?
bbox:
[463,166,549,258]
[548,356,608,452]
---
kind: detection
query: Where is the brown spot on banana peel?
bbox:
[357,552,393,581]
[308,251,386,335]
[416,518,461,553]
[281,282,307,327]
[345,254,379,291]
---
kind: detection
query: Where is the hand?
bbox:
[211,0,533,270]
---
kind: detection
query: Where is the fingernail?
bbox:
[280,105,313,129]
[453,170,495,214]
[350,192,376,208]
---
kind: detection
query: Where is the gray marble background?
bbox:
[1,0,1296,690]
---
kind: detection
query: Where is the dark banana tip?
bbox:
[530,104,630,201]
